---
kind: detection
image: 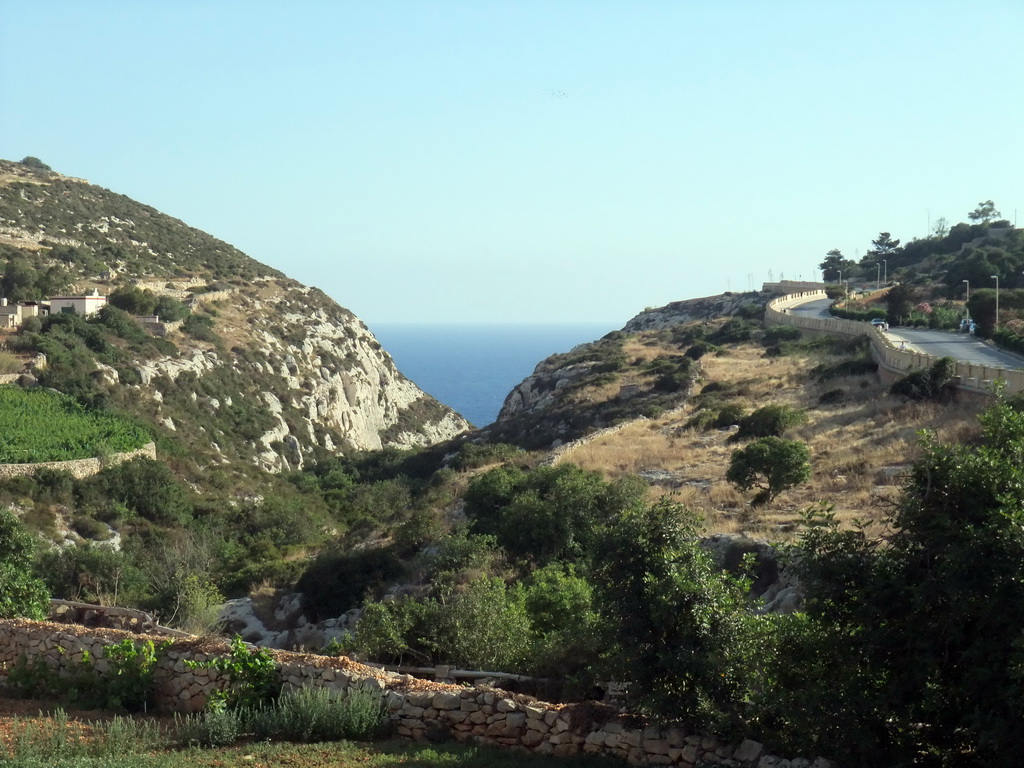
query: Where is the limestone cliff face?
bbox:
[496,362,594,422]
[0,159,470,471]
[120,280,469,472]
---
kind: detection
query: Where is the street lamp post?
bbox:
[992,275,1000,328]
[883,260,887,285]
[876,262,880,291]
[963,279,970,319]
[843,280,849,309]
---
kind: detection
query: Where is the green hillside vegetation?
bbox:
[0,385,149,462]
[0,159,280,285]
[4,161,1024,765]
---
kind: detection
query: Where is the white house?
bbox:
[48,288,107,316]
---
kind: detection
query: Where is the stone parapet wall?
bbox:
[0,442,156,481]
[0,620,833,767]
[765,293,1024,396]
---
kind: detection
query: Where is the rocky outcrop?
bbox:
[498,362,595,421]
[624,292,769,332]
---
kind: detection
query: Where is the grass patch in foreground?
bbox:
[0,738,620,768]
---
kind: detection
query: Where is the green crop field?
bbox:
[0,386,150,463]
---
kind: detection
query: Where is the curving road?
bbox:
[786,296,1024,370]
[788,297,849,320]
[885,327,1024,370]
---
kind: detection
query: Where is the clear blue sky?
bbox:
[2,1,1021,325]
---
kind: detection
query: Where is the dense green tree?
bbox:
[860,231,902,269]
[19,156,51,172]
[1,256,38,302]
[883,282,917,324]
[594,499,763,729]
[818,248,856,282]
[465,463,646,567]
[97,457,192,525]
[787,400,1024,766]
[108,286,158,316]
[726,437,810,505]
[0,510,49,619]
[968,199,1001,224]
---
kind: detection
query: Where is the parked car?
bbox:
[871,318,889,330]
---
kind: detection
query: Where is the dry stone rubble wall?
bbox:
[0,620,834,767]
[0,442,156,481]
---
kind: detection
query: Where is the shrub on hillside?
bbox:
[0,509,49,619]
[296,547,407,621]
[731,404,806,442]
[890,357,957,401]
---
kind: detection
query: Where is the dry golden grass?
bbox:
[563,342,984,539]
[559,334,685,408]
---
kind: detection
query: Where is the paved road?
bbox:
[886,327,1024,370]
[787,297,858,319]
[785,296,1024,370]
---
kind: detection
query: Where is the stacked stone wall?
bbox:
[0,620,835,767]
[0,442,156,481]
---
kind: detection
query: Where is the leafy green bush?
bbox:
[36,543,146,606]
[187,635,281,711]
[249,685,389,742]
[731,404,806,441]
[8,638,166,712]
[174,707,244,748]
[762,325,801,346]
[96,457,192,525]
[181,313,218,342]
[175,685,389,747]
[594,499,762,730]
[450,442,525,471]
[297,547,407,621]
[346,577,534,672]
[890,356,957,401]
[707,318,754,345]
[811,358,878,381]
[0,509,49,619]
[770,402,1024,765]
[465,464,646,567]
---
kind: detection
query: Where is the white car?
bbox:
[870,318,889,330]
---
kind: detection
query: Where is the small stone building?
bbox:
[0,299,41,328]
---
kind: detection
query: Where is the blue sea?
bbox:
[369,323,616,428]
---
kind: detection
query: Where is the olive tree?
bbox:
[726,437,810,506]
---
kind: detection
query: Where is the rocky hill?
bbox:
[0,157,469,473]
[486,293,772,449]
